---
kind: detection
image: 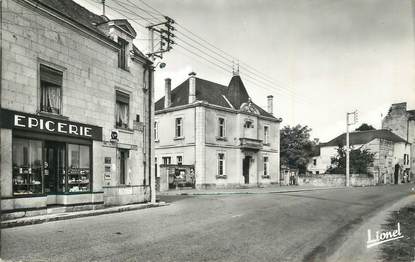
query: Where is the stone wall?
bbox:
[297,174,376,187]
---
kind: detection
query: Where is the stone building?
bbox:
[154,72,282,190]
[382,102,415,177]
[307,129,410,183]
[1,0,155,219]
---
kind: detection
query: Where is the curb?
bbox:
[163,186,346,196]
[1,202,168,229]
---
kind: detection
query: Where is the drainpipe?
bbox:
[148,64,156,203]
[0,1,3,252]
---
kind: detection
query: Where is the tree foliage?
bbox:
[355,123,375,131]
[327,145,375,174]
[280,125,316,174]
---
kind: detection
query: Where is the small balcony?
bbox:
[239,138,263,151]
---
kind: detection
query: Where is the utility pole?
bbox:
[346,110,358,187]
[147,16,175,60]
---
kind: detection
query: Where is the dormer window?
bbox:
[244,120,253,128]
[118,37,128,70]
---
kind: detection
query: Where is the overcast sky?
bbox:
[77,0,415,141]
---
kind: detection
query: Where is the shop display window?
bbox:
[12,138,43,195]
[67,144,91,192]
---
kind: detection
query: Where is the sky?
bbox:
[77,0,415,141]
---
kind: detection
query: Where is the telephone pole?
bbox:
[147,16,175,61]
[346,110,358,187]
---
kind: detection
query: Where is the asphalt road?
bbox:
[1,184,414,262]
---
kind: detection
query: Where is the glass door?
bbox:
[44,142,66,194]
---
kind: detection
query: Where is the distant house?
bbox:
[307,129,410,183]
[382,102,415,177]
[154,72,282,190]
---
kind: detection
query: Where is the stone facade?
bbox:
[382,102,415,176]
[155,74,281,190]
[1,0,154,218]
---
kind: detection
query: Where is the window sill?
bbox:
[174,136,185,141]
[216,137,228,141]
[154,139,160,143]
[118,67,130,73]
[263,143,270,146]
[38,111,68,120]
[216,175,227,179]
[261,175,270,179]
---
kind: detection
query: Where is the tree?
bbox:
[327,145,375,175]
[355,123,375,131]
[280,125,316,174]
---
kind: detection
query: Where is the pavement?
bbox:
[1,184,414,262]
[1,202,167,229]
[1,184,341,229]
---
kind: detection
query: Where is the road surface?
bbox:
[2,184,414,262]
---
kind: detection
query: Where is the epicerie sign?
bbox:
[0,108,102,140]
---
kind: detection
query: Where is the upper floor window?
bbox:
[175,118,183,137]
[264,126,269,144]
[218,117,226,138]
[116,91,129,128]
[154,121,159,141]
[244,120,253,128]
[177,156,183,165]
[118,37,128,70]
[218,153,225,176]
[40,64,63,114]
[404,154,409,165]
[162,156,171,165]
[313,159,317,166]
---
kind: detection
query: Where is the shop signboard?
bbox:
[0,108,102,140]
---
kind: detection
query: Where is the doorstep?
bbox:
[1,201,168,228]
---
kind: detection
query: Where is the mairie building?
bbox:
[1,0,155,219]
[154,72,282,190]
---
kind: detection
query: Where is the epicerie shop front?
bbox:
[0,108,104,218]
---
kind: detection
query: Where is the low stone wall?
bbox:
[297,174,376,187]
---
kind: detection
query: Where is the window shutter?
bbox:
[116,90,130,104]
[40,65,63,86]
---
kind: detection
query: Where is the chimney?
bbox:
[164,78,171,108]
[188,72,196,104]
[267,95,273,115]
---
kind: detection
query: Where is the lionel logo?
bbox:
[367,223,403,248]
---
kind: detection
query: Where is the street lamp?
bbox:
[346,110,358,187]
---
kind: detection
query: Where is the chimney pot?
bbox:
[189,72,196,104]
[164,78,171,108]
[267,95,274,115]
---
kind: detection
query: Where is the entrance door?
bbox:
[243,156,250,184]
[44,142,66,195]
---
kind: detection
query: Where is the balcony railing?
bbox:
[239,138,263,151]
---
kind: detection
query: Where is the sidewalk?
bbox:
[158,184,345,196]
[1,201,167,229]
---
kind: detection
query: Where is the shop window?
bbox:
[116,90,130,128]
[264,126,269,144]
[40,64,63,114]
[118,37,128,70]
[12,138,43,195]
[218,153,225,176]
[263,157,269,177]
[218,117,226,138]
[67,144,91,192]
[175,118,183,138]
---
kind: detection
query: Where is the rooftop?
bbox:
[321,129,408,147]
[155,75,276,119]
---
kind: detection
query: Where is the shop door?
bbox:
[44,142,66,194]
[243,156,250,184]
